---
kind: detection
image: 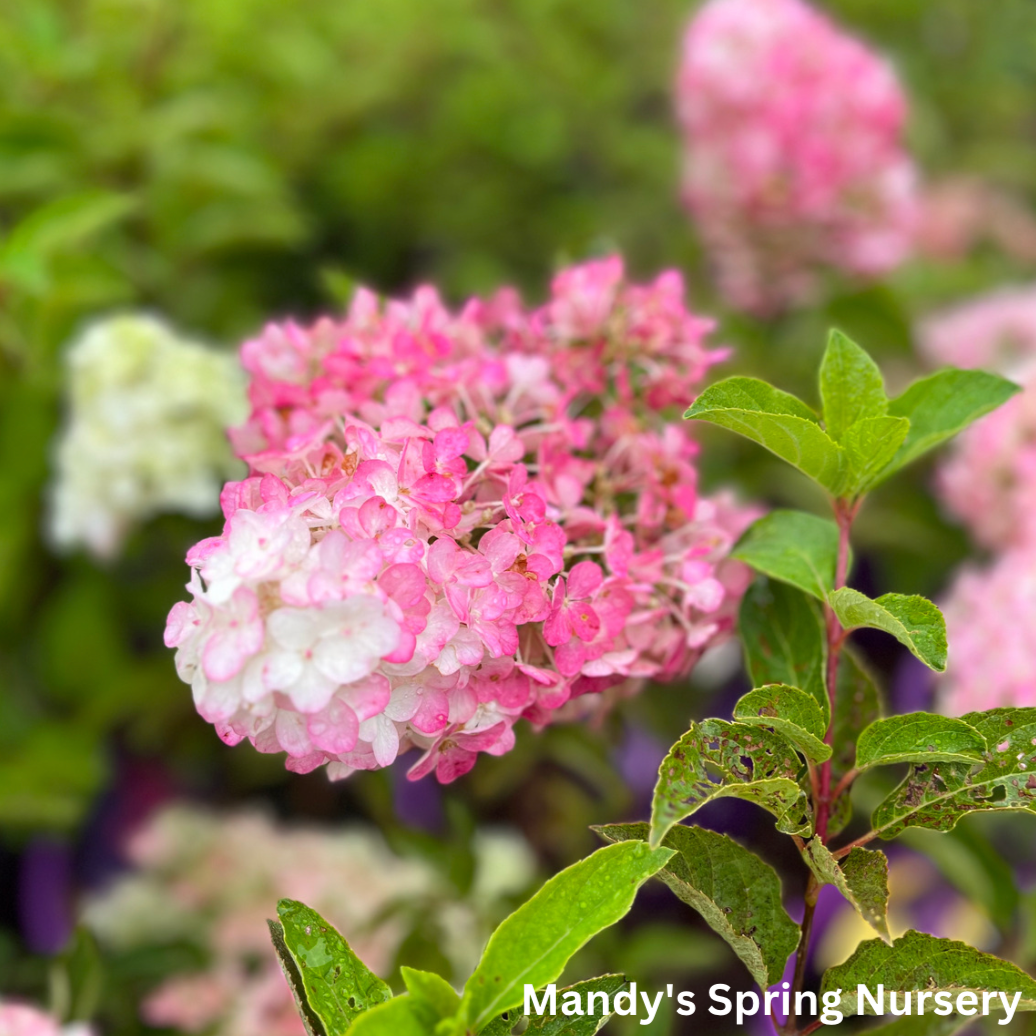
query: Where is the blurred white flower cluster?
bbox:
[83,804,536,1036]
[48,315,247,558]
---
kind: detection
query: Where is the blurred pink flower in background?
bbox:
[676,0,918,314]
[166,257,758,782]
[0,1003,92,1036]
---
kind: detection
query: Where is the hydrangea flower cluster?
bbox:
[676,0,918,314]
[165,256,756,782]
[84,805,535,1036]
[49,315,247,558]
[920,287,1036,550]
[0,1002,92,1036]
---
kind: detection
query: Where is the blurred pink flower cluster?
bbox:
[165,256,756,783]
[85,805,535,1036]
[921,287,1036,711]
[0,1003,92,1036]
[676,0,917,314]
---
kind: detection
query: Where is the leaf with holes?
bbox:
[453,841,674,1036]
[871,708,1036,840]
[685,377,847,493]
[740,579,829,719]
[732,511,845,602]
[831,647,882,779]
[803,838,890,942]
[597,823,799,988]
[828,589,947,672]
[525,975,630,1034]
[856,713,986,770]
[733,685,831,763]
[819,930,1036,1017]
[876,368,1021,483]
[272,900,392,1036]
[649,720,811,849]
[819,329,889,442]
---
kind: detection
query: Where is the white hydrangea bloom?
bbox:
[48,314,248,558]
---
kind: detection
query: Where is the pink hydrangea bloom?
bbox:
[166,257,758,782]
[676,0,917,314]
[937,548,1036,715]
[921,287,1036,550]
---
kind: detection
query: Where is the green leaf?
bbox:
[345,997,425,1036]
[803,838,890,942]
[524,975,630,1034]
[455,841,674,1035]
[649,720,812,848]
[856,713,986,770]
[819,930,1036,1017]
[828,589,947,672]
[731,511,845,602]
[740,579,829,719]
[831,647,883,779]
[271,900,392,1036]
[400,967,459,1022]
[872,708,1036,840]
[856,1017,972,1036]
[843,416,910,495]
[685,377,847,493]
[733,684,831,763]
[819,329,888,442]
[878,368,1021,481]
[596,823,799,988]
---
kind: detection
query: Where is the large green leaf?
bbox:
[685,377,847,493]
[524,975,630,1035]
[856,713,986,770]
[740,579,829,719]
[831,647,883,779]
[649,720,812,848]
[828,589,947,672]
[597,823,799,988]
[819,329,888,442]
[878,368,1021,481]
[872,708,1036,840]
[843,416,910,495]
[819,931,1036,1017]
[731,510,845,602]
[733,684,831,763]
[270,900,392,1036]
[345,997,424,1036]
[803,838,890,942]
[455,841,674,1035]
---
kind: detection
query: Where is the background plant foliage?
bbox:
[5,1,1036,1034]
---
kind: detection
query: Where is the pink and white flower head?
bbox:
[0,1003,93,1036]
[937,548,1036,716]
[921,287,1036,550]
[676,0,918,314]
[166,256,758,783]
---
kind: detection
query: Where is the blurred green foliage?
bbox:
[3,0,1036,1030]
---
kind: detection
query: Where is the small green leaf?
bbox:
[456,842,674,1035]
[272,900,392,1036]
[685,377,847,493]
[345,997,425,1036]
[830,647,883,787]
[819,931,1036,1017]
[803,838,890,942]
[597,823,799,988]
[740,579,829,719]
[525,975,629,1034]
[649,720,811,848]
[828,589,947,672]
[856,713,986,770]
[878,368,1021,481]
[731,511,845,602]
[843,415,910,494]
[400,967,459,1022]
[872,708,1036,840]
[733,685,831,763]
[819,329,888,442]
[856,1017,972,1036]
